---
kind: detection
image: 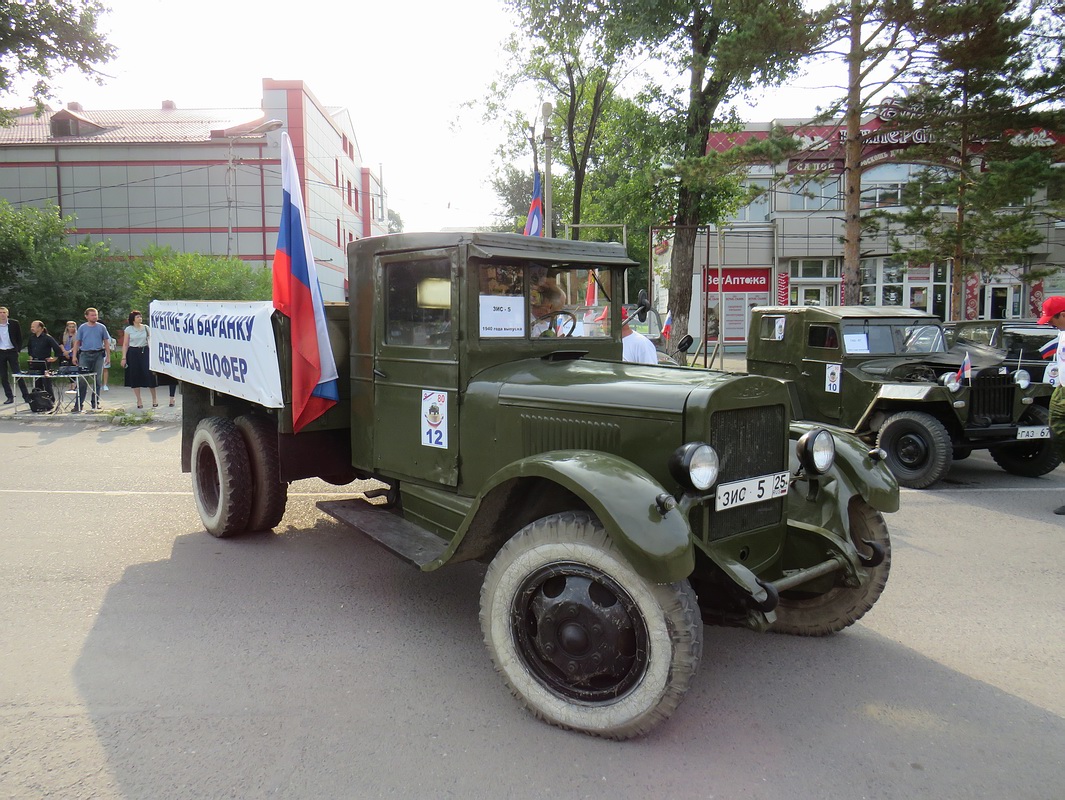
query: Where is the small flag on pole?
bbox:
[662,310,673,341]
[523,171,543,237]
[272,131,339,433]
[1040,337,1058,360]
[955,351,972,385]
[585,269,598,307]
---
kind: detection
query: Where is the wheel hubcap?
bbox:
[895,432,928,468]
[512,562,648,703]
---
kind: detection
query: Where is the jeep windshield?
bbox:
[477,262,617,340]
[841,321,948,356]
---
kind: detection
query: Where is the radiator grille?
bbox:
[520,414,621,454]
[970,372,1015,424]
[705,405,787,541]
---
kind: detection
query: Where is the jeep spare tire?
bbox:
[191,417,252,537]
[877,410,952,489]
[480,511,702,740]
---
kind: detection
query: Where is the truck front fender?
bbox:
[788,421,899,544]
[437,451,694,584]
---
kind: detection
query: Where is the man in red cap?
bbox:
[1039,296,1065,513]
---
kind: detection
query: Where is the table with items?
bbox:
[12,371,97,415]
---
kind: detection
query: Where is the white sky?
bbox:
[27,0,841,232]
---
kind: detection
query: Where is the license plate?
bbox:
[715,471,790,511]
[1017,425,1050,440]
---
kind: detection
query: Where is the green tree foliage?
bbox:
[866,0,1059,315]
[132,246,272,311]
[0,0,115,123]
[387,209,405,234]
[0,200,138,330]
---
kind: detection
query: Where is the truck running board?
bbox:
[317,499,449,568]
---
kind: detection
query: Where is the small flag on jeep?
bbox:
[955,351,972,385]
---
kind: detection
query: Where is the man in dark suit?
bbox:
[0,306,25,405]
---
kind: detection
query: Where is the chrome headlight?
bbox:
[1012,369,1031,389]
[939,372,962,393]
[796,428,836,475]
[669,442,720,491]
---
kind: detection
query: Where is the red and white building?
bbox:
[655,108,1064,344]
[0,78,388,301]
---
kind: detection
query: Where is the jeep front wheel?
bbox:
[770,500,891,636]
[191,417,252,538]
[989,405,1061,477]
[876,410,952,488]
[480,512,702,740]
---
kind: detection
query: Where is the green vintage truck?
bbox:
[166,233,898,739]
[746,306,1059,489]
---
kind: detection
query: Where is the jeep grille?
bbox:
[970,372,1014,424]
[704,404,787,541]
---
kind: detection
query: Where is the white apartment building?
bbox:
[0,78,388,301]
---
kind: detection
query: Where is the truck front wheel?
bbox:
[770,500,891,636]
[989,405,1061,477]
[479,512,702,740]
[876,410,952,488]
[235,414,288,531]
[191,417,252,538]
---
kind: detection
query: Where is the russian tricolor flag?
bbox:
[523,171,543,237]
[662,310,673,341]
[1040,337,1058,360]
[955,351,972,385]
[272,131,339,433]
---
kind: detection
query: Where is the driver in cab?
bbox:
[529,272,568,337]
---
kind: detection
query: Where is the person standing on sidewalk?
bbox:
[121,310,157,409]
[1038,295,1065,514]
[71,307,111,412]
[0,306,27,405]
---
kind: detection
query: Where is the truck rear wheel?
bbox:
[876,410,952,488]
[770,500,891,636]
[479,511,702,740]
[191,417,252,538]
[235,414,288,531]
[989,405,1061,477]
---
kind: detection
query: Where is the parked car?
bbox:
[945,319,1059,383]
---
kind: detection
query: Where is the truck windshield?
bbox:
[477,263,615,339]
[841,321,947,355]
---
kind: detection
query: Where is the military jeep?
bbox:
[168,233,898,739]
[747,306,1059,489]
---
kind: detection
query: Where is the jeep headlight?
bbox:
[669,442,720,491]
[939,372,962,393]
[1012,369,1031,389]
[796,429,835,475]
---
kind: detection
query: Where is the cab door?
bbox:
[372,251,460,486]
[800,322,843,421]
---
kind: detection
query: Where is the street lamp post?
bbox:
[542,102,553,239]
[219,118,283,257]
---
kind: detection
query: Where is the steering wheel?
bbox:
[533,310,578,338]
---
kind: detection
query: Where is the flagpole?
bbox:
[542,102,553,238]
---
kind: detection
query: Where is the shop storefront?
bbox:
[705,267,772,342]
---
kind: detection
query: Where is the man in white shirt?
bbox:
[1039,295,1065,514]
[621,308,658,365]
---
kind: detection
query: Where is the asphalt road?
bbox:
[2,419,1063,799]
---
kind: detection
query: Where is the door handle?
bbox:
[800,371,811,377]
[373,368,387,379]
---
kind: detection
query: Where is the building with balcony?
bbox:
[0,78,388,301]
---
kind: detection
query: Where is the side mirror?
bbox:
[636,289,651,323]
[677,334,694,353]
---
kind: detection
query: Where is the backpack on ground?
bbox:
[28,389,54,413]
